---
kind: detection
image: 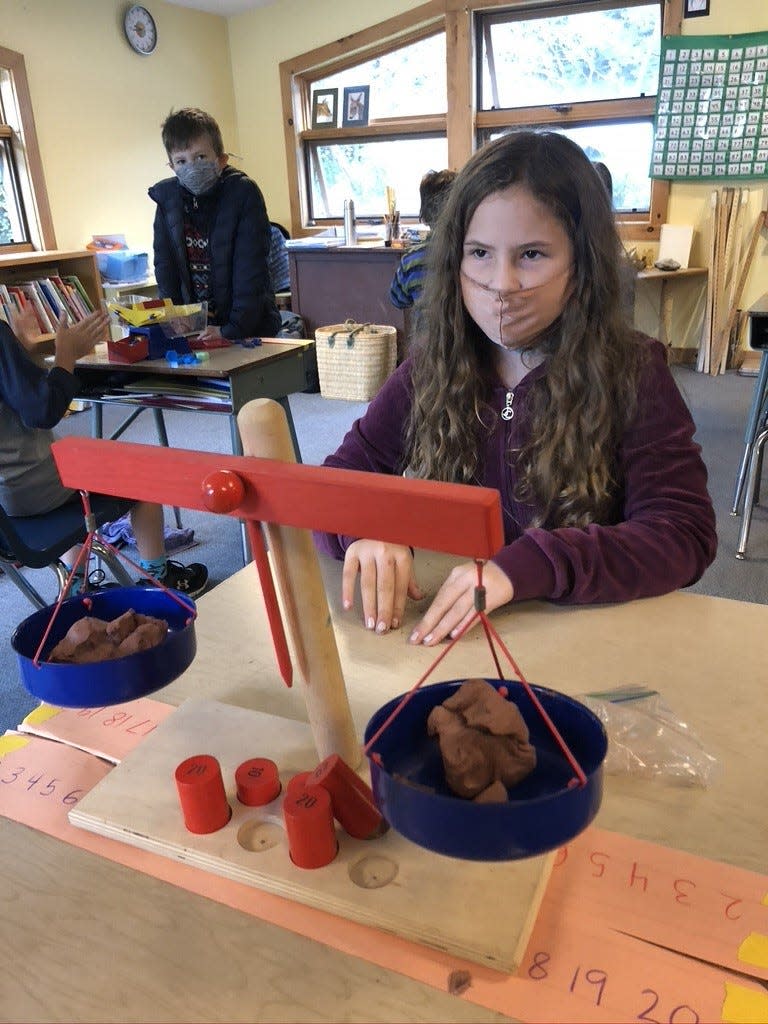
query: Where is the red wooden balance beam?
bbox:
[52,437,504,560]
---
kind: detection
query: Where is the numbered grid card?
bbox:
[18,698,176,763]
[651,31,768,181]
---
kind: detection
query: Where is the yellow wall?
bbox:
[2,0,766,315]
[227,0,416,228]
[2,0,237,257]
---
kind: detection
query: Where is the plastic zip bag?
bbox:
[578,685,718,788]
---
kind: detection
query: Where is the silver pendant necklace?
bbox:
[501,390,515,421]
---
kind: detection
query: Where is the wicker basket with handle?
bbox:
[314,320,397,401]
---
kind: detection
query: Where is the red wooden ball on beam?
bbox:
[201,469,245,513]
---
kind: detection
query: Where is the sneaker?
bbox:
[151,559,209,600]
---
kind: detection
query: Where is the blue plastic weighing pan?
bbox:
[12,587,196,708]
[364,679,607,861]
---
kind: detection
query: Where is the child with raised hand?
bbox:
[315,130,717,645]
[0,306,208,598]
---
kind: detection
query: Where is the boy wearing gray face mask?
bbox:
[148,107,281,344]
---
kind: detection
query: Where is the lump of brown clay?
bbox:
[427,679,536,802]
[49,609,167,664]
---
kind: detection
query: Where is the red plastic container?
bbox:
[107,334,149,364]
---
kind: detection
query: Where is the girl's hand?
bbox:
[408,560,514,646]
[53,309,110,373]
[342,540,425,634]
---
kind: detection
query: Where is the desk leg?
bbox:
[91,403,103,439]
[152,409,182,529]
[659,280,673,357]
[277,396,303,464]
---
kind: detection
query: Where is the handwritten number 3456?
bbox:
[1,765,83,804]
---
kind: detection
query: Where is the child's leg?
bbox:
[129,502,165,567]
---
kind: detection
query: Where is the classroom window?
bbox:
[0,134,29,245]
[282,2,679,239]
[287,24,448,227]
[308,135,449,221]
[475,1,665,223]
[311,33,447,120]
[0,47,55,252]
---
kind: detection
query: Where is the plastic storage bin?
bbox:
[97,250,149,284]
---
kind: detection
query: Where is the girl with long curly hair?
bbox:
[316,131,716,646]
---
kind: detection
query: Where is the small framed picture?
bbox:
[342,85,370,128]
[311,88,338,129]
[683,0,710,17]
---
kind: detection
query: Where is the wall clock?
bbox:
[123,4,158,56]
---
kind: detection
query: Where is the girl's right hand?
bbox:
[342,539,425,634]
[53,309,110,372]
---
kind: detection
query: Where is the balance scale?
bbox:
[26,398,604,971]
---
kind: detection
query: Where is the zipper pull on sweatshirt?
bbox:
[501,390,515,421]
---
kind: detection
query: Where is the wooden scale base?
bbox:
[70,698,553,971]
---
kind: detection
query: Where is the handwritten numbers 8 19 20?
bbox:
[526,951,700,1022]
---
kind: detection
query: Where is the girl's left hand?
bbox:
[408,560,514,646]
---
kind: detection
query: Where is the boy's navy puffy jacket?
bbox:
[149,165,281,340]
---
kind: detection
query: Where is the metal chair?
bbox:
[0,494,135,610]
[732,350,768,558]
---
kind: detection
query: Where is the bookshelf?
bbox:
[0,249,103,347]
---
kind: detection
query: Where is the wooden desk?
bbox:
[2,552,766,1022]
[289,245,407,356]
[75,339,315,458]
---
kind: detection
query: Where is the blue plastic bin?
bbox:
[97,250,149,283]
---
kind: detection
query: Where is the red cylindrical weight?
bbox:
[285,770,315,798]
[235,757,281,806]
[309,754,385,839]
[282,783,337,869]
[174,754,231,834]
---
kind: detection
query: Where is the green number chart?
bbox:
[651,31,768,181]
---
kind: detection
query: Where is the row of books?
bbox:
[0,274,95,336]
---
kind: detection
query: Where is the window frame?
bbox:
[0,45,56,253]
[280,0,683,241]
[280,6,448,232]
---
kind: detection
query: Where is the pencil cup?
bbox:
[174,754,231,834]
